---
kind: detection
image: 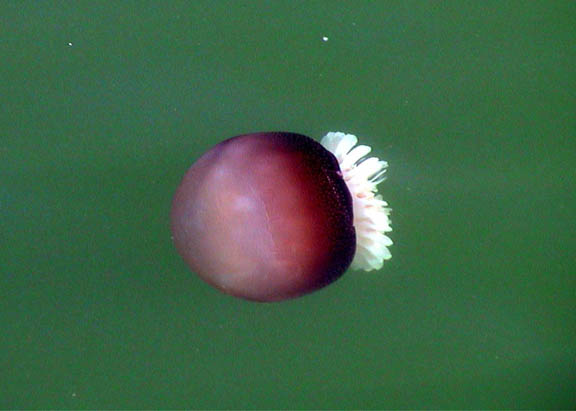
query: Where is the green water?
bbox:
[1,1,575,408]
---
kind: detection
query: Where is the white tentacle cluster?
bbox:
[321,132,392,271]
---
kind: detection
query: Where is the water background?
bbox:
[1,1,575,408]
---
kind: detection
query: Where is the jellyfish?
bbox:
[171,131,392,302]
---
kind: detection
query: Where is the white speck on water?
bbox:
[67,42,73,46]
[322,36,329,42]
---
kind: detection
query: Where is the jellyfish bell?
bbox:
[171,131,392,302]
